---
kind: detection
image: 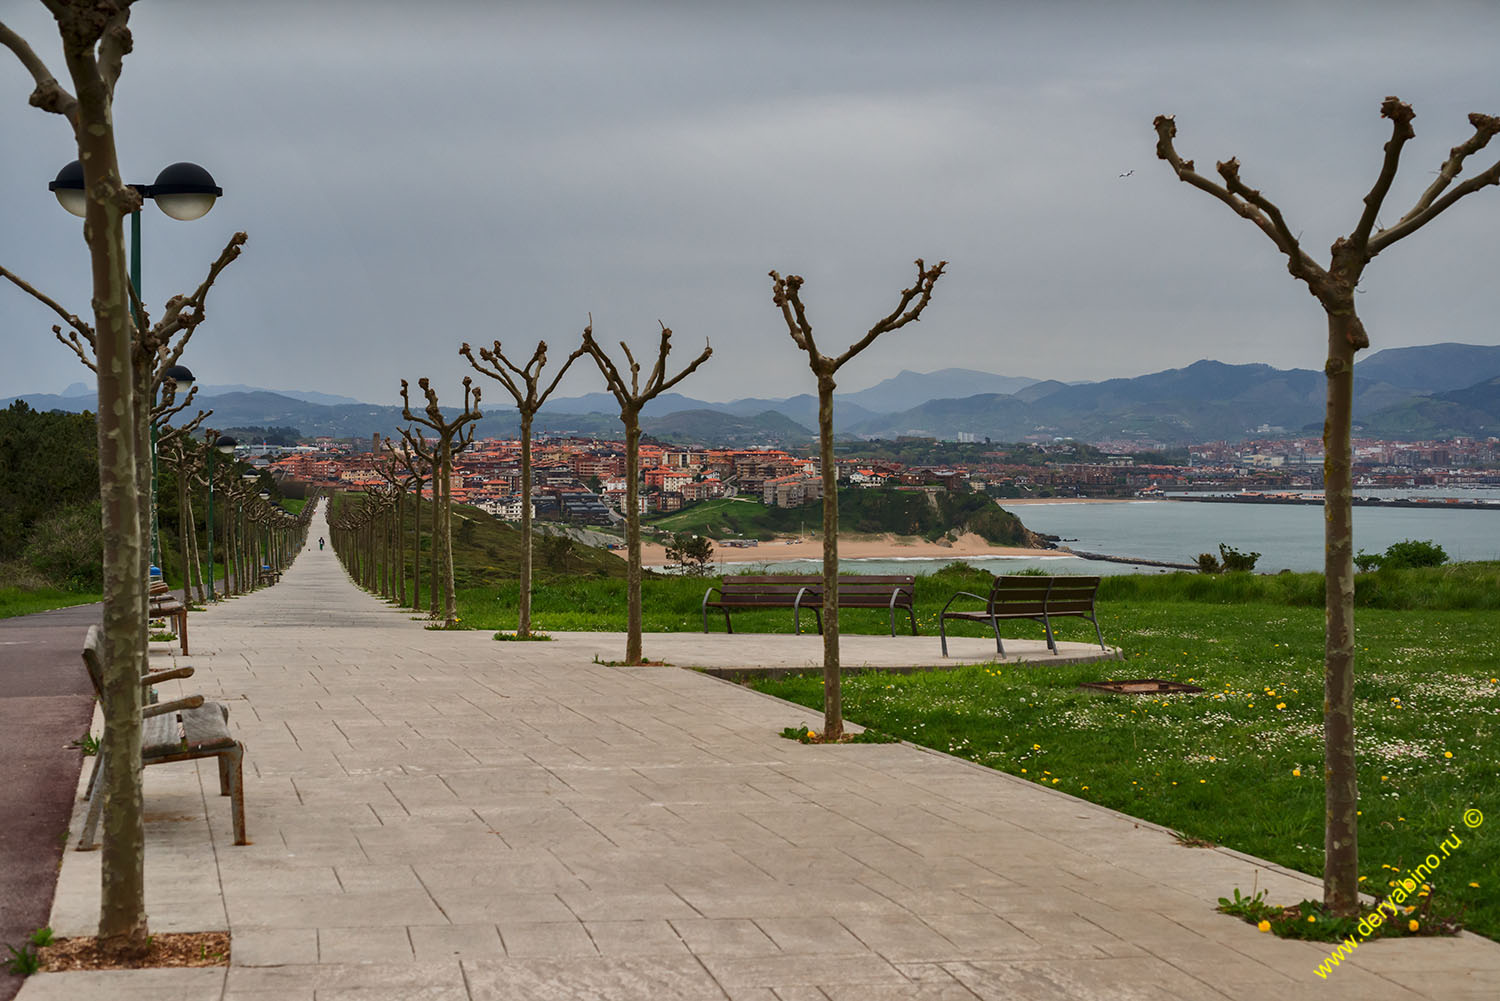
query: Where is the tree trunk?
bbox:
[396,490,407,606]
[1322,309,1360,916]
[65,68,150,958]
[816,372,842,739]
[519,413,534,637]
[439,440,457,626]
[413,480,424,611]
[428,480,439,617]
[624,409,643,665]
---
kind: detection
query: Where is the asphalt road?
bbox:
[0,603,98,1001]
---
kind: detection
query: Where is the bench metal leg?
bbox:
[225,743,247,845]
[1041,613,1058,654]
[991,615,1005,658]
[1091,615,1107,651]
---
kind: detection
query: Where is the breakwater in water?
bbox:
[1175,493,1500,511]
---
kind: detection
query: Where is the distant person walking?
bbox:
[318,536,325,551]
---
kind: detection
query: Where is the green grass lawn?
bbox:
[0,586,99,619]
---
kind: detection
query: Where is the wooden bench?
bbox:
[939,575,1107,657]
[702,574,917,636]
[149,579,189,655]
[77,625,247,849]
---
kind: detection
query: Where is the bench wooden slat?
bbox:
[939,575,1108,657]
[704,574,916,636]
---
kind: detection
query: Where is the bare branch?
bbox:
[833,259,947,370]
[149,232,247,378]
[769,271,816,357]
[151,382,197,426]
[581,319,633,412]
[1350,97,1415,251]
[583,318,712,410]
[1154,114,1327,285]
[97,10,132,98]
[1370,111,1500,256]
[537,345,586,409]
[53,324,96,372]
[650,329,713,398]
[0,18,79,125]
[460,341,523,404]
[1,264,95,341]
[156,406,209,449]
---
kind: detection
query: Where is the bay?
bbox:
[711,495,1500,576]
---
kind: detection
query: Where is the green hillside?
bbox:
[329,492,629,586]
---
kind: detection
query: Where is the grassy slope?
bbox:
[644,497,791,540]
[330,492,629,591]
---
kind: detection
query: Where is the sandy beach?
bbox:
[638,531,1066,567]
[999,496,1145,505]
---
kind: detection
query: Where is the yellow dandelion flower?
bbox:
[1408,919,1419,932]
[1470,882,1480,888]
[1444,751,1453,759]
[1032,743,1041,750]
[1257,920,1271,933]
[1276,702,1286,710]
[1293,768,1301,777]
[1307,915,1317,923]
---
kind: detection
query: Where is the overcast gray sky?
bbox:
[3,1,1499,409]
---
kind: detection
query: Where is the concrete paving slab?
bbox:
[22,500,1500,1000]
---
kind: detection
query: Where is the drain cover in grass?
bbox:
[1078,679,1204,695]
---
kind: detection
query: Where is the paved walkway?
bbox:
[21,504,1500,999]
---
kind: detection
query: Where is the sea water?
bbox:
[704,494,1500,576]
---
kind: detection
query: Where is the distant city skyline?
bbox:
[4,2,1500,407]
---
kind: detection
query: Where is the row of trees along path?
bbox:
[1,3,248,960]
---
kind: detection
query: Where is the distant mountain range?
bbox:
[10,343,1500,447]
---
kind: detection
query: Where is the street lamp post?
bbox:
[50,160,222,579]
[206,435,236,601]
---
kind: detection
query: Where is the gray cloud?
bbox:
[3,1,1499,412]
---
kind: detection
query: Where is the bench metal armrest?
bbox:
[940,591,988,616]
[143,694,205,718]
[701,585,723,632]
[792,586,819,635]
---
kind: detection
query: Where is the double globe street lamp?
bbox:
[50,159,223,584]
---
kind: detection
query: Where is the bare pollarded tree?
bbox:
[387,432,431,613]
[1155,99,1500,916]
[0,3,245,958]
[461,338,585,637]
[400,377,482,627]
[770,260,945,740]
[582,319,712,665]
[153,392,212,601]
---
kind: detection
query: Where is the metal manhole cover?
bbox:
[1077,678,1204,695]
